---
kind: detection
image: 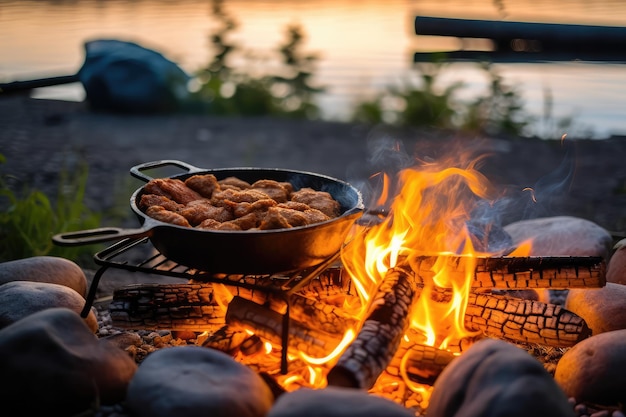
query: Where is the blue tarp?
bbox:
[78,39,191,113]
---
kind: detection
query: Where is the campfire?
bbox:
[107,144,604,413]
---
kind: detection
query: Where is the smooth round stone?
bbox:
[607,238,626,285]
[126,345,273,417]
[0,256,87,297]
[428,338,574,417]
[0,280,97,332]
[268,386,415,417]
[555,329,626,406]
[0,308,137,416]
[503,216,613,259]
[566,283,626,335]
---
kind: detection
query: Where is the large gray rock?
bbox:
[0,280,98,332]
[565,283,626,335]
[0,308,137,417]
[427,338,574,417]
[503,216,613,259]
[555,329,626,406]
[268,386,415,417]
[126,345,273,417]
[0,256,87,297]
[607,238,626,285]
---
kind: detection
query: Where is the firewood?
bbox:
[465,293,591,347]
[201,324,253,355]
[400,343,457,386]
[326,264,419,389]
[410,255,606,289]
[110,282,354,334]
[109,283,225,332]
[225,296,344,358]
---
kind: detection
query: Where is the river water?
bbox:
[1,0,626,138]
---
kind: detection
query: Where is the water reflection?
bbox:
[1,0,625,137]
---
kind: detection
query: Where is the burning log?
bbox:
[225,296,344,358]
[221,286,356,335]
[410,255,606,289]
[399,343,457,386]
[109,283,225,332]
[201,324,254,355]
[327,264,420,389]
[110,283,355,334]
[465,293,591,347]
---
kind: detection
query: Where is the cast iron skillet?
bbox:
[53,160,364,274]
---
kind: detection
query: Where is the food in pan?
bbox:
[138,174,342,231]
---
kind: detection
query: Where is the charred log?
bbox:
[109,283,225,331]
[402,343,457,386]
[465,293,591,347]
[110,282,354,334]
[225,296,344,358]
[410,255,605,289]
[327,264,419,389]
[201,324,253,355]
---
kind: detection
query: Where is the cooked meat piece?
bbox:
[145,206,191,227]
[216,222,243,231]
[303,208,331,224]
[277,201,311,211]
[219,212,261,230]
[195,218,222,230]
[251,179,289,203]
[273,202,331,224]
[212,188,272,205]
[226,198,277,217]
[279,182,294,195]
[139,194,184,212]
[185,174,220,198]
[258,208,292,230]
[143,178,203,204]
[259,206,308,229]
[218,177,251,190]
[179,200,233,225]
[290,187,341,218]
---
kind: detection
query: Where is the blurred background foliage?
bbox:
[184,0,565,139]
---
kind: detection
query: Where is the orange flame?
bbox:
[342,149,526,356]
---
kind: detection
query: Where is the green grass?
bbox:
[0,154,102,266]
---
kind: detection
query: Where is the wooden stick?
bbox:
[410,255,606,289]
[465,293,591,347]
[327,264,419,389]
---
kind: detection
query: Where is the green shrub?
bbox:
[0,154,102,265]
[190,0,324,119]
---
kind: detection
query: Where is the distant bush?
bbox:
[352,60,534,137]
[190,0,324,119]
[0,154,102,265]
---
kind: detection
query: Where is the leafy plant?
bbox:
[351,60,463,129]
[0,154,102,265]
[460,62,533,136]
[190,0,323,118]
[351,60,536,137]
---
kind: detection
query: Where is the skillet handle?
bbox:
[52,227,151,246]
[130,160,204,182]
